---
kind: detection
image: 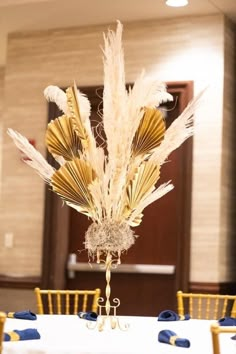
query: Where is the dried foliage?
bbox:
[7,21,204,258]
[85,219,138,257]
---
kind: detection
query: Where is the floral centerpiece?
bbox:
[8,22,204,330]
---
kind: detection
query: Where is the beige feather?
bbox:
[73,90,91,125]
[66,83,104,179]
[101,21,129,217]
[128,72,173,110]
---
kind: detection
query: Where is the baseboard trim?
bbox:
[189,281,236,294]
[0,275,40,289]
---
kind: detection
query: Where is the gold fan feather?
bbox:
[66,86,89,149]
[123,161,160,224]
[51,157,97,218]
[46,115,82,161]
[131,108,165,158]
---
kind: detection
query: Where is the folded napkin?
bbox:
[6,310,37,321]
[78,311,98,321]
[218,317,236,326]
[4,328,40,341]
[158,310,190,321]
[158,329,190,348]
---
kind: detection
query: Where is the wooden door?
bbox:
[42,81,193,317]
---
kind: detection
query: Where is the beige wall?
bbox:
[220,18,236,280]
[0,67,4,198]
[0,14,235,305]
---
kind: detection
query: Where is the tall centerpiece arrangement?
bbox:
[8,22,204,330]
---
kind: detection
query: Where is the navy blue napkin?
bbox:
[78,311,98,321]
[4,328,40,341]
[158,329,190,348]
[158,310,190,321]
[231,335,236,340]
[6,310,37,321]
[218,317,236,326]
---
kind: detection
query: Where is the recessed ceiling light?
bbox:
[166,0,189,7]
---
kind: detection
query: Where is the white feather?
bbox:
[101,21,129,217]
[76,88,91,123]
[150,88,206,165]
[44,85,68,115]
[44,84,91,121]
[128,72,173,109]
[125,72,173,154]
[102,21,127,158]
[7,128,55,181]
[73,83,105,186]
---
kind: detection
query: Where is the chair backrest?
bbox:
[34,287,101,315]
[0,312,6,354]
[211,323,236,354]
[177,290,236,319]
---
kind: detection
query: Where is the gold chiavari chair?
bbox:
[0,312,6,354]
[177,291,236,319]
[211,322,236,354]
[34,287,101,315]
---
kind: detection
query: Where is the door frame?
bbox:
[41,81,193,290]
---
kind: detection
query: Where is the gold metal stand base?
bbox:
[88,315,129,331]
[89,297,129,331]
[87,251,129,331]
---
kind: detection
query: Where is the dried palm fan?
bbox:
[8,21,204,262]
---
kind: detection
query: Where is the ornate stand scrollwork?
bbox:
[87,251,129,331]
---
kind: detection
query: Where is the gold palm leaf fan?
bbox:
[125,107,165,185]
[66,84,90,150]
[131,108,166,158]
[123,160,160,226]
[51,157,97,218]
[45,115,82,161]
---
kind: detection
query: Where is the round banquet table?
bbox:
[2,315,236,354]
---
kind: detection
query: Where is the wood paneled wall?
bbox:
[0,15,235,307]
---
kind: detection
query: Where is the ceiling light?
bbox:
[166,0,189,7]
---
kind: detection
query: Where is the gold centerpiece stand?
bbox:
[87,252,129,331]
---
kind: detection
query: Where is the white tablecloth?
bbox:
[2,315,236,354]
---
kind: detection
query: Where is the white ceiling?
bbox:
[0,0,235,65]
